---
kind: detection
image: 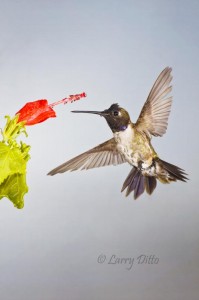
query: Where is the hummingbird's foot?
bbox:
[137,159,156,177]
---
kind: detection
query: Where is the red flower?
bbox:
[16,100,56,125]
[16,92,86,126]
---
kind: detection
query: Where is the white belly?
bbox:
[113,125,137,166]
[113,124,154,169]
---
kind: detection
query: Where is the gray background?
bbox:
[0,1,199,299]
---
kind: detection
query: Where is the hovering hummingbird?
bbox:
[48,67,188,199]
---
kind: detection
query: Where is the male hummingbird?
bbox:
[48,67,188,199]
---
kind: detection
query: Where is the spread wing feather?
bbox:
[47,138,127,175]
[135,67,172,137]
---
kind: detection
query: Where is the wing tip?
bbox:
[47,170,57,176]
[165,66,172,73]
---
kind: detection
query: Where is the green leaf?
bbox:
[0,115,31,209]
[0,142,27,185]
[2,115,27,144]
[0,173,28,209]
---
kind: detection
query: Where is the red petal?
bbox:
[16,100,56,125]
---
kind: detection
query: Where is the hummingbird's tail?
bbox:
[155,158,188,184]
[121,159,188,200]
[121,167,156,199]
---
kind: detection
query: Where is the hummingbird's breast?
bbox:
[114,123,157,168]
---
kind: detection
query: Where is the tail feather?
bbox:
[126,169,141,198]
[134,174,145,199]
[121,167,156,200]
[145,176,157,195]
[158,159,188,182]
[121,168,138,193]
[121,159,188,199]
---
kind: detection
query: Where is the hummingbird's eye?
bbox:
[113,111,119,116]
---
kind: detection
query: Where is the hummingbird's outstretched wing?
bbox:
[135,67,172,138]
[47,138,126,175]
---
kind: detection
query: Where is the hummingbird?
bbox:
[48,67,188,199]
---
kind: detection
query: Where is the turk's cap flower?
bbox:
[15,92,86,126]
[16,99,56,125]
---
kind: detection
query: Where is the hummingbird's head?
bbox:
[72,103,131,133]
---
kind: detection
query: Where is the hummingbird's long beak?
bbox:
[71,110,108,116]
